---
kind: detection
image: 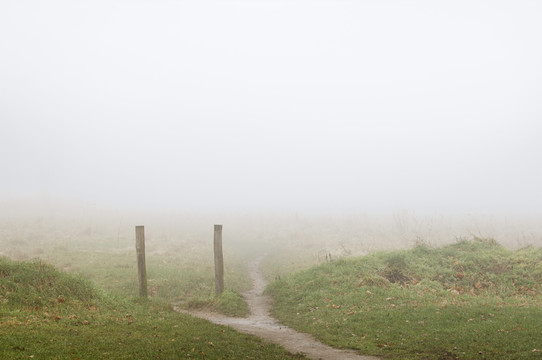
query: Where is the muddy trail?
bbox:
[175,256,379,360]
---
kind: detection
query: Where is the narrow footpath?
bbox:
[175,256,379,360]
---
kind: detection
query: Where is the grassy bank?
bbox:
[266,238,542,359]
[0,257,303,359]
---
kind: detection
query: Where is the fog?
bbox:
[1,0,542,217]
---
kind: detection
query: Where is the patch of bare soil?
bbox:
[175,256,379,360]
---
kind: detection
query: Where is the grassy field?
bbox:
[39,243,252,316]
[0,256,304,359]
[0,216,302,359]
[266,238,542,359]
[0,217,257,316]
[1,212,541,359]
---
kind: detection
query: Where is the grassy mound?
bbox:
[185,289,250,317]
[267,238,542,360]
[0,257,303,359]
[215,289,249,317]
[0,257,97,309]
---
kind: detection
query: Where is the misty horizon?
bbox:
[1,0,541,215]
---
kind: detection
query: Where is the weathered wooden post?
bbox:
[135,225,147,297]
[214,224,224,295]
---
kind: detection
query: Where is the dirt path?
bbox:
[175,256,379,360]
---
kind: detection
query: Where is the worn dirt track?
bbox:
[175,256,379,360]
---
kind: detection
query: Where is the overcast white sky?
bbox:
[1,0,541,214]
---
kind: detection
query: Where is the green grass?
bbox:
[0,258,97,308]
[266,238,542,359]
[0,256,304,359]
[30,239,252,316]
[184,290,250,317]
[214,289,250,317]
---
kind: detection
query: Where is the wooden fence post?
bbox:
[214,224,224,295]
[135,225,147,297]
